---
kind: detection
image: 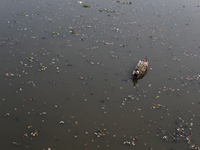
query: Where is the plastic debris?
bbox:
[30,129,42,137]
[13,142,22,146]
[123,136,138,146]
[151,103,166,110]
[94,129,106,137]
[22,133,28,138]
[4,112,10,118]
[159,117,197,149]
[5,73,21,77]
[60,121,64,124]
[29,98,36,101]
[39,112,46,116]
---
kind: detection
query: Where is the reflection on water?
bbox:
[132,70,148,86]
[0,0,200,150]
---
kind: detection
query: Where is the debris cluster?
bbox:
[123,136,138,146]
[94,129,106,137]
[159,117,200,149]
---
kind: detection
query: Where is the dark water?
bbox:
[0,0,200,149]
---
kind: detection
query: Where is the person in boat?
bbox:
[132,58,148,79]
[133,69,139,78]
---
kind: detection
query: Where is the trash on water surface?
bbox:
[94,129,106,137]
[83,5,90,8]
[5,73,21,77]
[159,117,199,149]
[22,133,28,138]
[39,112,47,116]
[60,121,64,124]
[4,112,10,118]
[30,129,42,137]
[13,142,22,146]
[52,32,59,36]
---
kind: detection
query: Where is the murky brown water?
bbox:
[1,0,200,150]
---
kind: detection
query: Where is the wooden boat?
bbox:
[132,58,148,79]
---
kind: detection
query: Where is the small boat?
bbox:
[132,58,148,79]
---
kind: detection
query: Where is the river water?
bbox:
[0,0,200,150]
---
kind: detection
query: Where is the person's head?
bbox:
[132,69,139,78]
[134,70,139,76]
[135,69,139,74]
